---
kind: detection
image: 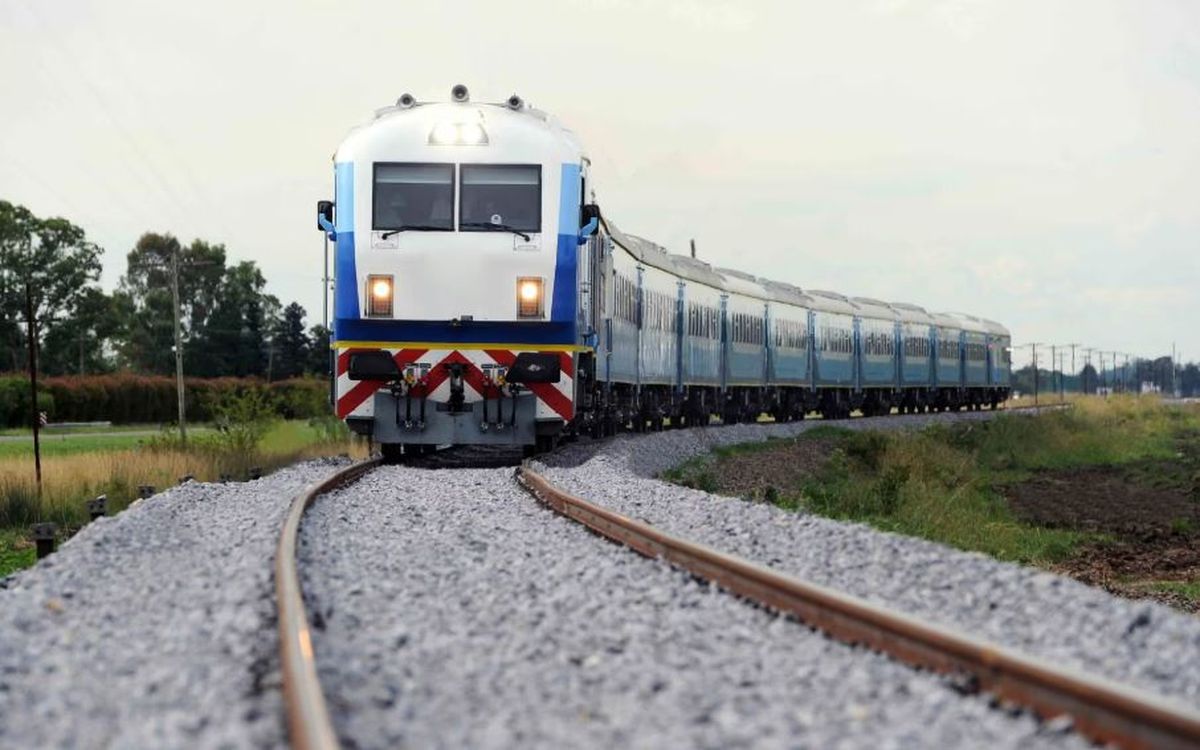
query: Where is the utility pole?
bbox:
[1050,345,1058,400]
[25,283,42,490]
[171,248,187,445]
[1066,343,1078,394]
[1083,347,1096,394]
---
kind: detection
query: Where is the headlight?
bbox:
[429,122,489,146]
[516,277,544,318]
[367,274,393,317]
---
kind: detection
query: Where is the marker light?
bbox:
[367,274,394,317]
[516,277,544,318]
[429,122,489,146]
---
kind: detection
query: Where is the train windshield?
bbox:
[373,163,454,231]
[459,165,541,233]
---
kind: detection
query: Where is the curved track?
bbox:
[514,466,1200,750]
[276,408,1195,750]
[276,458,381,750]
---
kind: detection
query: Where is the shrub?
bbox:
[0,373,334,427]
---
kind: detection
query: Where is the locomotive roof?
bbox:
[337,97,584,165]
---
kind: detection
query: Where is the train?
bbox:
[318,85,1011,460]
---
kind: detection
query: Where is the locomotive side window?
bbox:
[460,164,541,233]
[373,163,454,231]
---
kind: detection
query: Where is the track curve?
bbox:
[276,458,381,750]
[515,466,1200,750]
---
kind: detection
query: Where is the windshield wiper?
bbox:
[461,221,532,242]
[380,225,447,240]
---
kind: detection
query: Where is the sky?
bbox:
[1,0,1198,370]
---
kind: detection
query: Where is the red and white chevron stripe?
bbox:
[335,347,575,422]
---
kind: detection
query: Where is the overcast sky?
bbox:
[2,0,1197,368]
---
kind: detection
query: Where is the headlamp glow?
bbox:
[367,274,394,317]
[516,277,544,318]
[429,122,489,146]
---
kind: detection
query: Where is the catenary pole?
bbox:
[25,283,42,489]
[171,247,187,445]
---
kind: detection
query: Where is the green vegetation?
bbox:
[665,397,1200,568]
[0,388,362,578]
[0,528,34,578]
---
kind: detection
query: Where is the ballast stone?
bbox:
[534,410,1200,707]
[299,464,1090,749]
[0,459,351,749]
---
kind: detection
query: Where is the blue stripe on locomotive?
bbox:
[333,162,358,330]
[550,163,581,327]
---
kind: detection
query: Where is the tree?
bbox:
[0,201,103,370]
[272,302,311,380]
[1181,363,1199,398]
[117,233,228,374]
[40,287,122,374]
[307,324,331,375]
[190,261,275,377]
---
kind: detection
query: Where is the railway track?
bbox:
[275,417,1198,750]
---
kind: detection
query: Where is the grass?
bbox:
[0,528,34,577]
[0,423,171,437]
[0,417,367,577]
[665,395,1200,567]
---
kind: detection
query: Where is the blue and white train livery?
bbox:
[319,86,1011,458]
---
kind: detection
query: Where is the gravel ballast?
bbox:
[534,411,1200,707]
[0,460,349,749]
[300,463,1092,749]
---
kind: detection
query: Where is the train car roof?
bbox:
[889,301,937,325]
[806,289,859,315]
[851,297,899,321]
[979,317,1011,337]
[940,311,990,334]
[603,218,727,289]
[757,278,814,308]
[714,267,771,299]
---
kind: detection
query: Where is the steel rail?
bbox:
[516,466,1200,750]
[276,458,381,750]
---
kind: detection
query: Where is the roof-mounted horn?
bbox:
[451,84,469,102]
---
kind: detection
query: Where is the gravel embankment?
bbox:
[534,411,1200,707]
[300,464,1091,749]
[0,459,349,749]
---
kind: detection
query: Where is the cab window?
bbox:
[460,165,541,233]
[373,163,454,231]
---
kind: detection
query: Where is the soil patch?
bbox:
[700,438,839,497]
[1054,533,1200,614]
[1001,465,1200,535]
[1001,464,1200,613]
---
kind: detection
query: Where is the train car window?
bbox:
[460,164,541,233]
[373,163,454,231]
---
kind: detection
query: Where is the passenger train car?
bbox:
[319,86,1011,459]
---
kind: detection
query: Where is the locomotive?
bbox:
[318,86,1011,460]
